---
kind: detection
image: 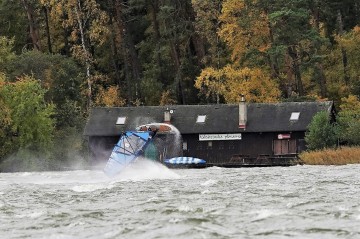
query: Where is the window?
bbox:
[116,117,126,125]
[182,141,188,150]
[196,115,206,123]
[290,112,300,121]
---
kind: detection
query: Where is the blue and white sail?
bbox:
[103,131,151,177]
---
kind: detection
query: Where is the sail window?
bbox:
[196,115,206,123]
[290,112,300,121]
[116,117,127,125]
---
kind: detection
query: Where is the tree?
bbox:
[0,36,16,72]
[22,0,41,50]
[0,75,55,171]
[1,75,55,151]
[95,85,126,107]
[0,0,28,53]
[219,0,270,63]
[4,50,85,129]
[192,0,224,66]
[42,0,110,109]
[305,111,337,150]
[336,26,360,95]
[192,0,227,103]
[269,1,323,97]
[336,95,360,145]
[0,73,12,159]
[195,66,280,103]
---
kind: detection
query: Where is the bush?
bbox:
[305,111,337,150]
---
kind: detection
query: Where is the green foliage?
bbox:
[0,0,359,106]
[0,73,12,158]
[270,7,312,45]
[336,95,360,145]
[0,75,56,171]
[4,50,85,129]
[0,36,16,70]
[140,78,163,106]
[0,0,28,53]
[1,75,55,151]
[1,0,360,169]
[305,111,337,150]
[337,111,360,145]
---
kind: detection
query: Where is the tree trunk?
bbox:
[22,0,40,51]
[169,40,185,104]
[74,0,92,109]
[315,63,327,98]
[109,16,121,86]
[148,1,162,69]
[267,16,280,79]
[114,0,142,100]
[191,34,206,64]
[337,10,350,85]
[288,46,304,96]
[311,3,327,98]
[43,6,52,53]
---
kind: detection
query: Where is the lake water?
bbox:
[1,161,360,239]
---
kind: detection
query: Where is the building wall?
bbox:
[182,132,305,164]
[89,131,306,165]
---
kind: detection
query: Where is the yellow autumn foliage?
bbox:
[0,73,11,128]
[331,25,360,90]
[219,0,270,61]
[222,66,280,103]
[194,67,227,100]
[159,90,177,106]
[95,85,125,107]
[339,95,360,111]
[40,0,109,53]
[195,65,280,103]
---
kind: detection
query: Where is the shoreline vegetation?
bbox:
[299,147,360,165]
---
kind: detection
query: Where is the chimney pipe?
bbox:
[164,108,171,123]
[239,95,247,129]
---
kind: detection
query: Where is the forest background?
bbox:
[1,0,360,171]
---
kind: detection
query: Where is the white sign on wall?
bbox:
[199,133,242,141]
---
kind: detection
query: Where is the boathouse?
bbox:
[84,101,335,166]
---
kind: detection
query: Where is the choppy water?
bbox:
[1,161,360,239]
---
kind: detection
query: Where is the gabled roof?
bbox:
[84,101,334,136]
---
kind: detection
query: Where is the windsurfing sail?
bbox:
[103,131,152,177]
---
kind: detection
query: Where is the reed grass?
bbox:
[299,146,360,165]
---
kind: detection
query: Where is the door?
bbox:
[273,139,297,155]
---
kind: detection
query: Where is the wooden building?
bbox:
[84,101,335,166]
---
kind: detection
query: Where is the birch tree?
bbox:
[42,0,109,109]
